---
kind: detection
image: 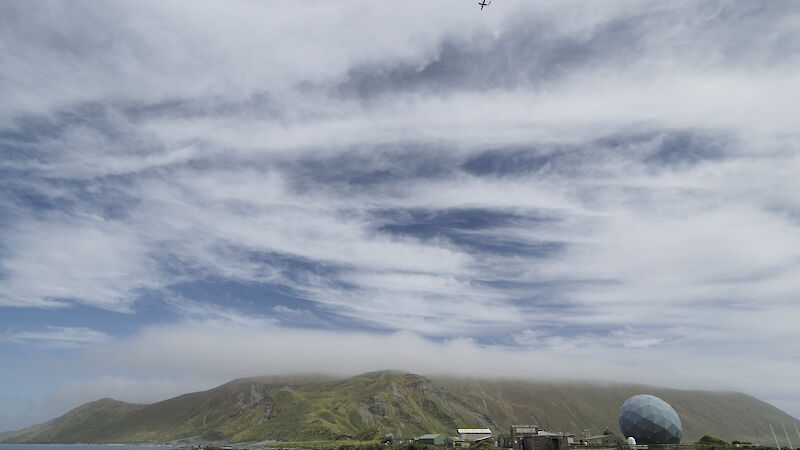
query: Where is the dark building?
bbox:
[521,434,571,450]
[499,425,540,448]
[501,426,573,450]
[582,435,624,447]
[512,425,540,444]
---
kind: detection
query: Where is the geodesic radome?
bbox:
[619,394,683,444]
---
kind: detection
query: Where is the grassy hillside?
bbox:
[4,398,145,443]
[434,378,797,444]
[2,371,797,445]
[0,430,15,441]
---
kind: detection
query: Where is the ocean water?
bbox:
[0,446,172,450]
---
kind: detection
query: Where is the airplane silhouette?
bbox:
[478,0,491,10]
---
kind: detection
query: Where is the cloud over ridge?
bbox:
[0,0,799,430]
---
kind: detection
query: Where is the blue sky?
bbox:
[1,0,800,433]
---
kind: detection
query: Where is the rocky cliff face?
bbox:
[2,371,796,444]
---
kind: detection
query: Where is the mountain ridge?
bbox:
[2,371,797,445]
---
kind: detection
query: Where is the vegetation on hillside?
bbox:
[1,371,796,445]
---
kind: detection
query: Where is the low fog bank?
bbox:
[5,323,797,431]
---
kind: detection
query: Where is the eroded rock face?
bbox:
[366,395,390,416]
[619,394,683,444]
[235,383,286,424]
[236,383,275,408]
[260,402,274,424]
[466,410,496,429]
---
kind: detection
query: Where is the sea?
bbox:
[0,446,173,450]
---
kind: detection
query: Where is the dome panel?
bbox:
[619,394,683,444]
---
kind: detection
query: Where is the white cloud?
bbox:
[87,322,671,384]
[0,217,159,311]
[5,326,108,348]
[79,321,797,417]
[1,0,799,431]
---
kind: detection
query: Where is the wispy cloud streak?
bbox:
[0,0,799,428]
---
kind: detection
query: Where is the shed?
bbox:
[446,437,469,448]
[419,434,447,445]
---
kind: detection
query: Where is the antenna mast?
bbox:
[771,424,783,450]
[784,424,794,450]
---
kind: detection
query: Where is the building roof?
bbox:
[458,429,492,434]
[420,434,444,439]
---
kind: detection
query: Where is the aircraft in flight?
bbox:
[478,0,491,10]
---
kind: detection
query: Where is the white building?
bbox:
[458,429,493,441]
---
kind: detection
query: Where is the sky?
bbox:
[1,0,799,432]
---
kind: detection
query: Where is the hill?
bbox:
[2,371,797,444]
[435,377,797,445]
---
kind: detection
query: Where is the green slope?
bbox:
[3,398,146,443]
[0,430,17,441]
[434,378,798,444]
[2,371,797,444]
